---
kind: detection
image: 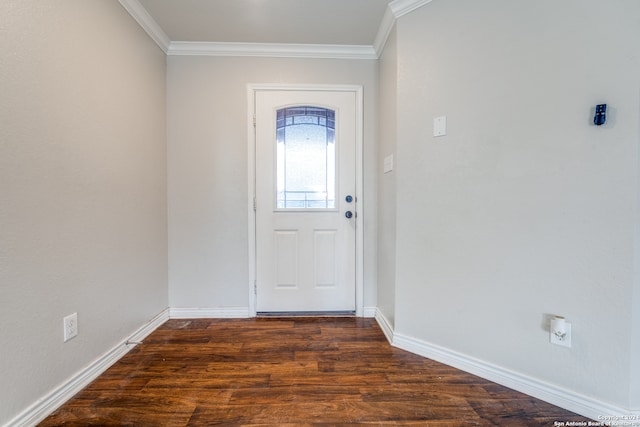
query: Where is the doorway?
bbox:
[247,85,364,316]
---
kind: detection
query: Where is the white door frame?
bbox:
[247,83,364,317]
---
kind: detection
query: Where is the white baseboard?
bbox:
[6,308,169,427]
[374,308,394,344]
[11,306,634,426]
[392,332,638,422]
[169,306,250,319]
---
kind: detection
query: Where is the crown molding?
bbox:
[118,0,170,53]
[373,6,396,57]
[168,42,378,60]
[389,0,434,18]
[374,0,433,56]
[120,0,433,59]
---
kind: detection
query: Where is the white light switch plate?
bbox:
[434,116,447,137]
[383,154,394,173]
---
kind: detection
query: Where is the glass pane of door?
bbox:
[276,106,336,209]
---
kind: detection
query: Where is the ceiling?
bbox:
[120,0,430,58]
[136,0,394,46]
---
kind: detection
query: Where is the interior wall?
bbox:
[377,25,398,327]
[167,56,378,311]
[0,1,168,424]
[393,0,640,411]
[633,214,640,410]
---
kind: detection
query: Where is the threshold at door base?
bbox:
[257,311,355,318]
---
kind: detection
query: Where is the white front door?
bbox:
[255,89,357,313]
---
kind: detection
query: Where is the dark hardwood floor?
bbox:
[40,317,591,426]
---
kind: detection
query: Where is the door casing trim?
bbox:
[247,84,364,317]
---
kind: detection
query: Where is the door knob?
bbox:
[345,211,353,219]
[345,195,353,203]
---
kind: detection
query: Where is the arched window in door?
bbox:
[276,106,336,209]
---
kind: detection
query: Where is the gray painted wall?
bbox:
[0,1,168,424]
[377,25,398,328]
[167,56,379,311]
[390,0,640,411]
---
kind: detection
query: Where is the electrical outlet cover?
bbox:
[433,116,447,137]
[550,322,571,348]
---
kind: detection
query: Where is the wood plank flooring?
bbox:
[40,317,592,426]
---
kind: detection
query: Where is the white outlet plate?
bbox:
[63,312,78,342]
[433,116,447,137]
[550,322,571,348]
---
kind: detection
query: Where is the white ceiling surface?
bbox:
[137,0,393,46]
[121,0,431,58]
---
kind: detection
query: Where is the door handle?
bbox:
[345,211,353,219]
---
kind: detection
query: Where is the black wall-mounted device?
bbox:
[594,104,607,126]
